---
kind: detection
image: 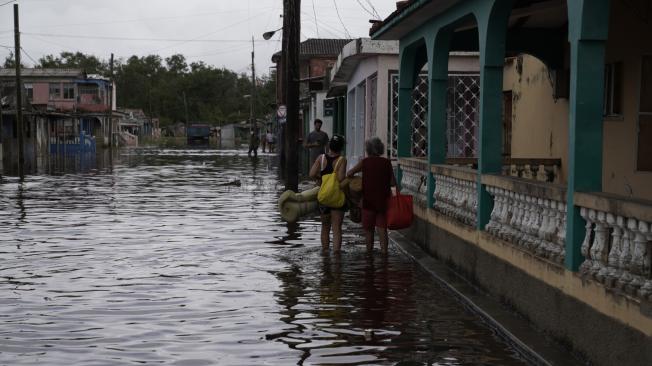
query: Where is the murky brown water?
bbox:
[0,148,529,365]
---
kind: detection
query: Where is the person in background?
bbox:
[248,129,260,157]
[266,129,275,153]
[346,137,396,254]
[304,119,329,166]
[310,134,347,253]
[261,129,268,152]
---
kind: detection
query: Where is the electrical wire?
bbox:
[355,0,377,19]
[332,0,351,38]
[365,0,382,19]
[0,0,16,7]
[22,32,273,44]
[147,11,269,54]
[20,46,38,65]
[21,7,277,31]
[301,12,345,38]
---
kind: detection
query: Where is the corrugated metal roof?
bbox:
[300,38,351,57]
[0,68,84,78]
[272,38,352,61]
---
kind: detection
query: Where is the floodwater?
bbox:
[0,149,529,365]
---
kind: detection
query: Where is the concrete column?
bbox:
[565,0,611,271]
[475,0,514,229]
[397,44,421,186]
[427,29,451,208]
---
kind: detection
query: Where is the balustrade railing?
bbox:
[398,158,428,208]
[575,193,652,300]
[446,157,562,183]
[483,175,567,264]
[432,165,477,227]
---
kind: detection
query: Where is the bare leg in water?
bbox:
[321,214,331,251]
[364,229,374,252]
[378,227,388,254]
[331,210,344,253]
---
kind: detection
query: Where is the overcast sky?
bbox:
[0,0,397,76]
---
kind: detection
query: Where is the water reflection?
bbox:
[0,148,528,365]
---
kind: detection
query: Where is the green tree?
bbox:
[38,51,107,74]
[33,51,276,127]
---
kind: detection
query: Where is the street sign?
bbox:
[277,105,287,118]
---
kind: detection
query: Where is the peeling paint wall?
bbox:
[602,0,652,201]
[503,54,570,183]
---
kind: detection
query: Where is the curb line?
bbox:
[390,231,560,366]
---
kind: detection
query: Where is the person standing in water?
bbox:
[304,119,329,167]
[346,137,396,254]
[310,134,347,253]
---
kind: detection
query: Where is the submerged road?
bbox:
[0,148,529,365]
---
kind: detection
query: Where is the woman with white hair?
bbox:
[346,137,396,254]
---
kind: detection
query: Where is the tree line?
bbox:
[3,51,276,127]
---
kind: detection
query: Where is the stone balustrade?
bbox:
[432,165,478,227]
[575,193,652,300]
[445,157,562,183]
[398,158,428,208]
[483,175,567,264]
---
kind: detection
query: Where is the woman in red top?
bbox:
[346,137,396,254]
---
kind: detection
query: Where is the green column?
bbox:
[475,0,513,229]
[427,30,451,208]
[397,44,421,188]
[565,0,610,271]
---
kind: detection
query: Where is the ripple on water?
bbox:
[0,148,528,365]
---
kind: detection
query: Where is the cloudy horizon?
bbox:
[0,0,397,76]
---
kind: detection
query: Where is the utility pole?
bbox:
[14,4,24,176]
[108,53,114,150]
[250,36,257,133]
[284,0,300,191]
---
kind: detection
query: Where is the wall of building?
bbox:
[313,91,333,136]
[602,0,652,200]
[503,54,570,183]
[376,55,398,155]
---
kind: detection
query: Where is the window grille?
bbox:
[389,72,428,158]
[447,74,480,158]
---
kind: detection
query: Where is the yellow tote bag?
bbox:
[317,157,345,208]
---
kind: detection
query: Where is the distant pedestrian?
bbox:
[248,130,260,157]
[310,134,347,253]
[346,137,396,254]
[304,119,329,167]
[266,129,276,153]
[261,129,268,152]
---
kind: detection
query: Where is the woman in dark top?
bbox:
[346,137,396,254]
[309,135,347,253]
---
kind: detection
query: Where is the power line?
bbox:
[332,0,351,38]
[0,0,16,7]
[355,0,377,19]
[301,11,346,38]
[22,32,277,43]
[14,7,277,31]
[147,11,269,54]
[365,0,382,19]
[20,46,39,65]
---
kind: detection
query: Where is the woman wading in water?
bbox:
[310,135,347,253]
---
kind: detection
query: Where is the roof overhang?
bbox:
[371,0,460,40]
[372,0,568,41]
[329,38,399,85]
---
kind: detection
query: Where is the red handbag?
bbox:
[385,189,413,230]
